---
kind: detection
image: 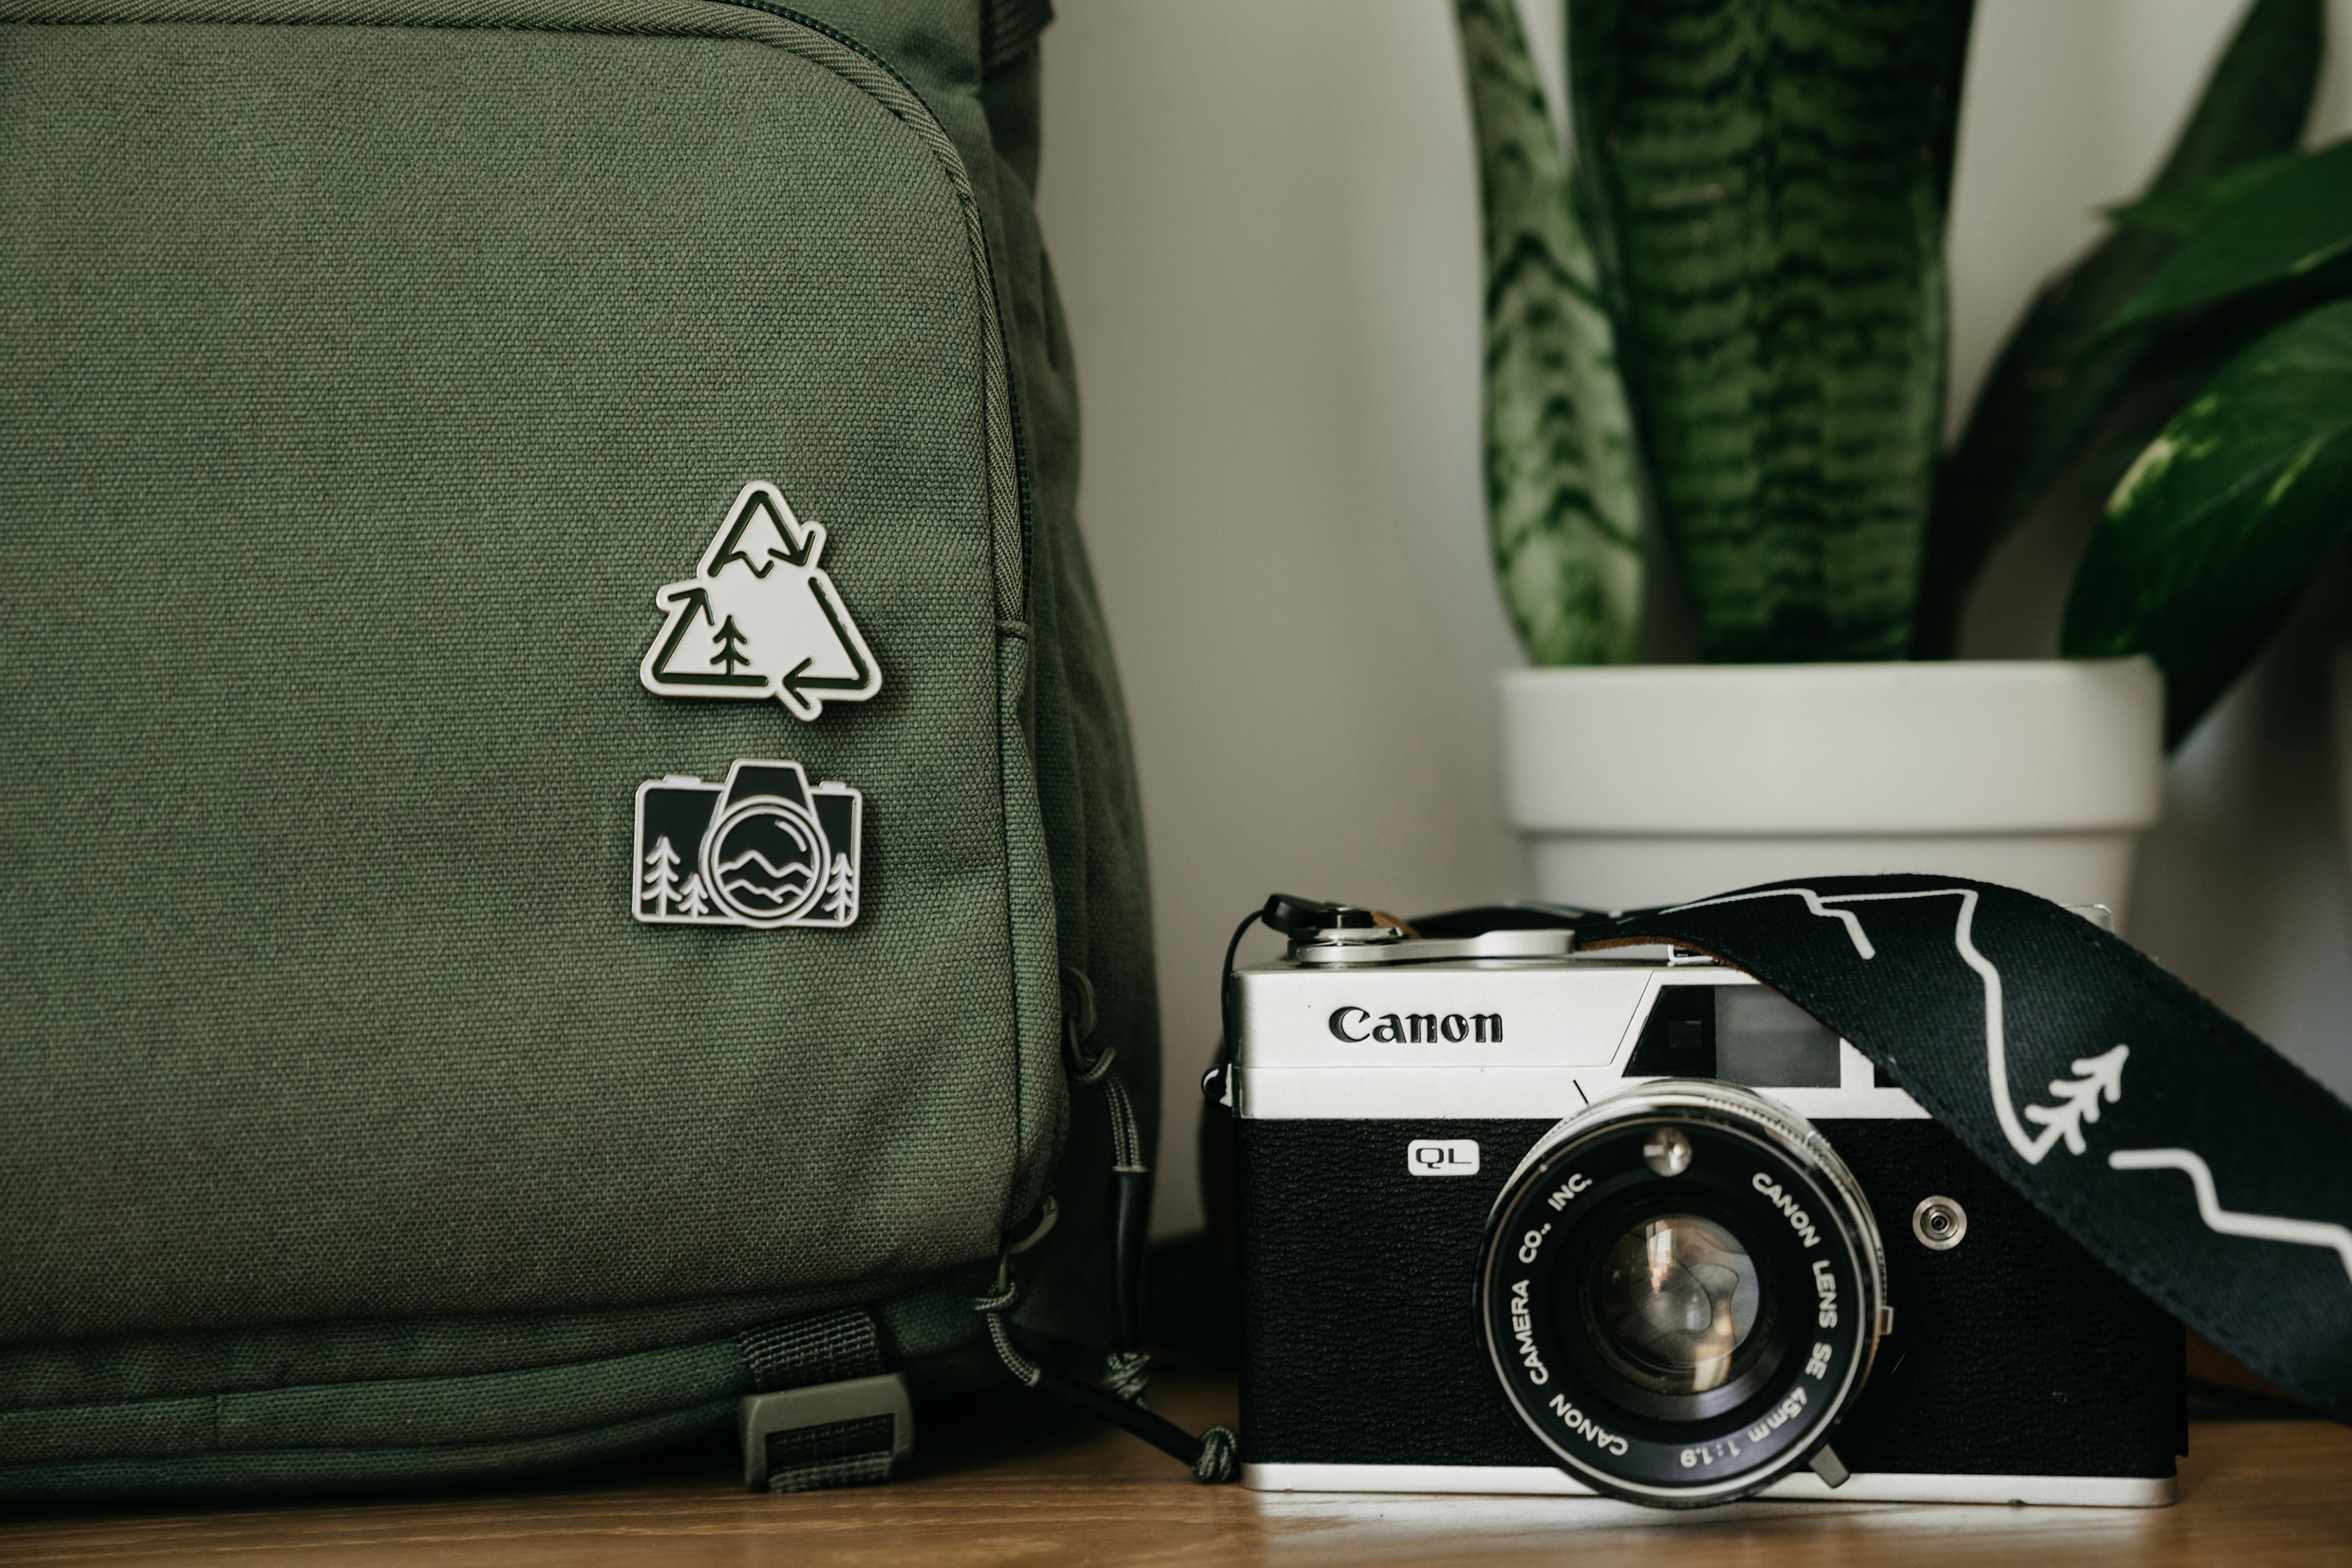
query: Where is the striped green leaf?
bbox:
[1457,0,1644,666]
[1569,0,1974,662]
[2062,300,2352,746]
[1915,0,2320,657]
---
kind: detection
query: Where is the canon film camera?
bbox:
[1216,899,2182,1509]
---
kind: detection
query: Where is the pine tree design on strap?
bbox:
[2022,1045,2129,1159]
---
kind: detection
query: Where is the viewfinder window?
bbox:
[1713,988,1840,1087]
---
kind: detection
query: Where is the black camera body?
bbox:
[1225,915,2182,1507]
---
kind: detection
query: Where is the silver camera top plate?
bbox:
[1230,934,1928,1124]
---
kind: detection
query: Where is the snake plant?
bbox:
[1458,0,1643,665]
[1458,0,2341,746]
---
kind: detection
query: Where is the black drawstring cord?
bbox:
[975,961,1240,1483]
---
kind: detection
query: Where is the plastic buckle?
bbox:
[738,1371,915,1491]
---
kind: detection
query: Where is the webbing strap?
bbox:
[735,1310,905,1493]
[739,1310,885,1393]
[762,1415,897,1494]
[1586,873,2352,1423]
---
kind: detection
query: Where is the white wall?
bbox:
[1035,0,2352,1236]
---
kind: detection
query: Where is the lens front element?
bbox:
[1478,1081,1887,1506]
[1592,1214,1761,1396]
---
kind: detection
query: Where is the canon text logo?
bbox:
[1328,1007,1502,1044]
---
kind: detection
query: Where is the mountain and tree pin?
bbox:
[639,481,881,720]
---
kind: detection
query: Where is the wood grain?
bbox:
[3,1370,2348,1566]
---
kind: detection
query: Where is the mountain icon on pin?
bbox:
[639,481,882,721]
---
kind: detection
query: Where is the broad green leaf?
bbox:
[2104,150,2299,236]
[2112,137,2352,331]
[1570,0,1974,662]
[2066,297,2322,502]
[1914,0,2321,658]
[1457,0,1643,665]
[2063,299,2352,746]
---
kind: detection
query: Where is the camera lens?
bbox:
[1590,1214,1760,1395]
[1478,1079,1887,1507]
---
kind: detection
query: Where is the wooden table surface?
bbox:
[6,1370,2350,1566]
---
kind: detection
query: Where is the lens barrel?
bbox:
[1478,1081,1887,1506]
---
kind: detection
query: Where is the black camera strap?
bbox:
[1582,873,2352,1425]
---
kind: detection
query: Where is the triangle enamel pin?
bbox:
[640,481,882,721]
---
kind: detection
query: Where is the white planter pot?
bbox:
[1498,659,2165,923]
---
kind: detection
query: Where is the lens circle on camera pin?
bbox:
[698,794,832,927]
[1477,1080,1888,1507]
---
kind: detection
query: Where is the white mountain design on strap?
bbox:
[2109,1149,2352,1286]
[1666,884,2352,1289]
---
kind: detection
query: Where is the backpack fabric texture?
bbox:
[0,0,1161,1497]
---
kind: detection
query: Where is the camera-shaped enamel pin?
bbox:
[634,760,861,929]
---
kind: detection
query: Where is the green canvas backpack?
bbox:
[0,0,1165,1498]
